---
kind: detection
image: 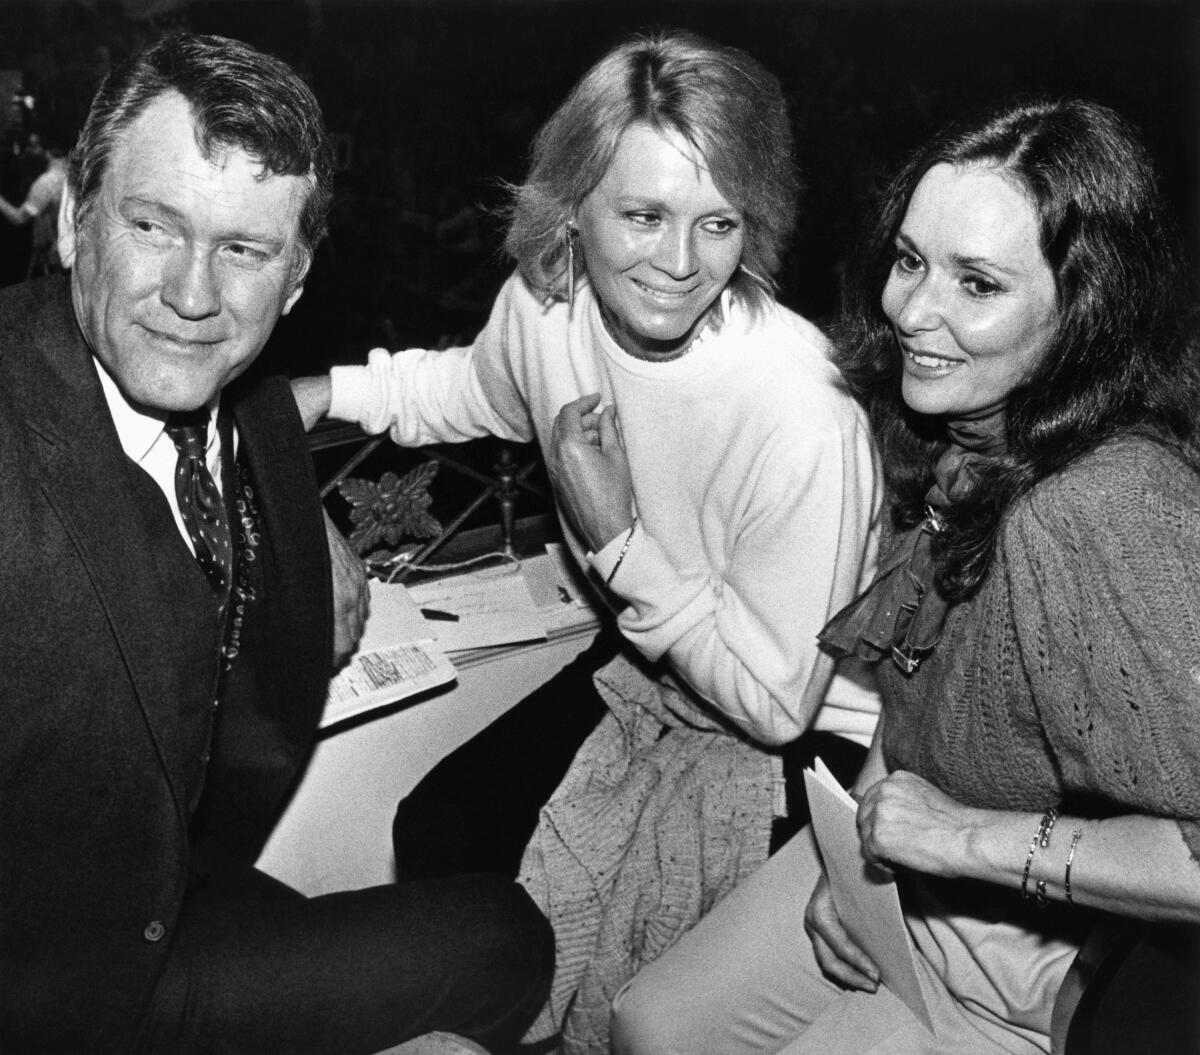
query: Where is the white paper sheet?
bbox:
[405,564,548,653]
[804,758,934,1032]
[358,580,436,652]
[320,580,455,727]
[523,545,599,634]
[321,641,456,727]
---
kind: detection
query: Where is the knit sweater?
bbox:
[330,273,881,745]
[881,434,1200,858]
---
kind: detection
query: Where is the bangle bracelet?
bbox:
[1020,817,1043,902]
[1034,879,1049,909]
[604,518,637,588]
[1038,806,1059,849]
[1021,807,1059,903]
[1064,828,1084,905]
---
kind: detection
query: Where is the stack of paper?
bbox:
[321,551,601,728]
[405,564,548,653]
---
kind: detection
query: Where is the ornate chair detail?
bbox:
[310,420,549,580]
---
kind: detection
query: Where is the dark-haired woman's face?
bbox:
[574,122,744,360]
[882,163,1058,418]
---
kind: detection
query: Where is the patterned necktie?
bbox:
[164,410,233,596]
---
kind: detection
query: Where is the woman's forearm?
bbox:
[862,771,1200,924]
[614,431,878,746]
[290,375,331,431]
[963,810,1200,924]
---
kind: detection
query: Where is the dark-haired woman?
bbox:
[293,29,880,1047]
[611,97,1200,1055]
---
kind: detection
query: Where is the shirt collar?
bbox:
[92,356,219,465]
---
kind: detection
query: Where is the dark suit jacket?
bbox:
[0,277,333,1052]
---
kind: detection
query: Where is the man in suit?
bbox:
[0,33,552,1054]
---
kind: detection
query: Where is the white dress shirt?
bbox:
[93,357,223,556]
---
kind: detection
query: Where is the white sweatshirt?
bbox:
[330,274,881,745]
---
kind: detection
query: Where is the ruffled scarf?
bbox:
[819,406,1006,674]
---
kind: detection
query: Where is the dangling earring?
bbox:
[566,224,577,313]
[738,261,770,291]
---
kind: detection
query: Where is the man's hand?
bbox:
[325,510,369,667]
[291,376,332,433]
[546,393,635,552]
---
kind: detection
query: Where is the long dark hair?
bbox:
[835,98,1197,601]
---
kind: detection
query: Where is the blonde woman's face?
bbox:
[574,122,744,360]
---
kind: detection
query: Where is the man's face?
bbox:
[59,90,313,412]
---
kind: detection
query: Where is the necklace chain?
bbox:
[598,304,711,362]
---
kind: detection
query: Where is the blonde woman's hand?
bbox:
[547,393,635,551]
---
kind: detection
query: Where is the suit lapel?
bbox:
[187,372,334,862]
[8,279,188,818]
[231,373,333,736]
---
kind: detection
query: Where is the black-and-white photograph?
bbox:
[1,1,1198,1053]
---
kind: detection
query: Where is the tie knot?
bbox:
[165,410,210,459]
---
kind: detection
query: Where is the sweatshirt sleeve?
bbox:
[327,275,535,447]
[1004,441,1200,861]
[592,417,879,746]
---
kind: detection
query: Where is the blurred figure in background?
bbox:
[0,129,69,277]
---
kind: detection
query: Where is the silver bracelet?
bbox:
[1064,828,1084,905]
[604,518,638,588]
[1021,807,1059,904]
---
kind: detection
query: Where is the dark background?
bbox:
[1,0,1196,378]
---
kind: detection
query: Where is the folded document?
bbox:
[321,581,455,728]
[803,758,934,1032]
